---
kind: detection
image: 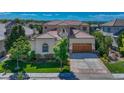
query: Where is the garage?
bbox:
[72,43,92,52]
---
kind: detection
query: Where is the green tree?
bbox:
[9,36,31,70]
[118,31,124,47]
[118,32,124,56]
[92,31,112,56]
[92,31,104,50]
[5,25,25,51]
[27,51,36,61]
[53,38,68,71]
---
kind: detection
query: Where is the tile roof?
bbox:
[36,30,94,39]
[43,21,63,26]
[43,20,89,26]
[101,19,124,26]
[72,30,94,39]
[36,30,61,40]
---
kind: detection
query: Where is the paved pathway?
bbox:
[70,53,113,80]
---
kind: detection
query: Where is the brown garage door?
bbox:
[72,43,92,52]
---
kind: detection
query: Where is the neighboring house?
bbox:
[0,36,5,57]
[90,24,100,31]
[100,19,124,36]
[5,21,34,37]
[30,20,95,55]
[0,21,34,56]
[0,23,6,57]
[43,20,90,33]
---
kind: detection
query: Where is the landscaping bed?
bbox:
[0,60,70,73]
[105,61,124,73]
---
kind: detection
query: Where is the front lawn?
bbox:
[0,60,70,73]
[105,61,124,73]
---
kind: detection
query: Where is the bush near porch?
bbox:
[0,59,70,73]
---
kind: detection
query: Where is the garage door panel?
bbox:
[72,43,92,52]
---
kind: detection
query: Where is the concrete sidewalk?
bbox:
[0,73,59,80]
[0,72,78,80]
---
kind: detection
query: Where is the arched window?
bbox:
[42,43,49,52]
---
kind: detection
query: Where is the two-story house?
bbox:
[30,20,95,55]
[100,19,124,36]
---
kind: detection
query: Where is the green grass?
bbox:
[105,61,124,73]
[0,60,70,73]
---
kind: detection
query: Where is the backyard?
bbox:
[105,61,124,73]
[0,60,70,73]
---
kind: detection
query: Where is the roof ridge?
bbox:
[47,31,60,39]
[113,19,117,26]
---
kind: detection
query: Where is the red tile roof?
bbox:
[37,30,94,39]
[43,20,89,26]
[72,30,94,39]
[36,30,61,40]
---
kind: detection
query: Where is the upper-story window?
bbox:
[42,43,49,52]
[107,27,111,31]
[44,26,47,29]
[83,27,87,31]
[62,29,65,33]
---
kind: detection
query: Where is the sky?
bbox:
[0,12,124,21]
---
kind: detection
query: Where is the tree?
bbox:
[92,31,112,56]
[92,31,104,50]
[118,32,124,56]
[27,51,36,61]
[53,38,68,71]
[118,31,124,47]
[9,36,31,70]
[5,25,25,51]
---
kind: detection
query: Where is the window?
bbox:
[42,43,49,52]
[83,27,87,31]
[107,27,111,31]
[62,29,65,33]
[44,26,47,29]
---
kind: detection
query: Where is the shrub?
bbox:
[101,54,110,63]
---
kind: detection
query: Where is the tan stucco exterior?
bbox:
[30,38,58,55]
[30,37,95,55]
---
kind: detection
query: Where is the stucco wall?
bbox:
[0,40,5,52]
[43,25,58,32]
[69,38,95,51]
[30,38,58,55]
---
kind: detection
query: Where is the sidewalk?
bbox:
[0,72,77,80]
[0,56,9,63]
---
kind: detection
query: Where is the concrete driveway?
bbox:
[70,53,113,79]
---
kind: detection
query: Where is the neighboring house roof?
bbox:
[101,19,124,26]
[44,21,63,26]
[43,20,89,26]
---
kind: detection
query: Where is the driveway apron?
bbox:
[70,53,113,80]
